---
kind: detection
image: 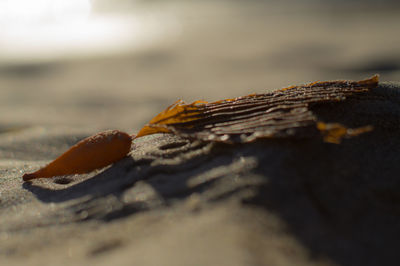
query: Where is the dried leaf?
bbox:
[136,75,379,143]
[23,130,132,181]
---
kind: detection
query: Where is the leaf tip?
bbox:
[22,173,37,181]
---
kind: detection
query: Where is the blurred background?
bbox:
[1,0,399,133]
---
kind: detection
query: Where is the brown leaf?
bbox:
[135,75,379,144]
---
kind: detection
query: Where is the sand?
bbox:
[0,81,399,266]
[1,1,400,265]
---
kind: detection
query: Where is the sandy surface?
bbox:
[1,81,399,266]
[1,1,400,265]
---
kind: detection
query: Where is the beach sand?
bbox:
[1,1,400,265]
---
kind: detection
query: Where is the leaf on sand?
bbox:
[135,75,379,144]
[23,130,132,181]
[22,75,379,181]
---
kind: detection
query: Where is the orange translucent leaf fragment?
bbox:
[317,122,373,144]
[22,130,132,181]
[136,100,207,138]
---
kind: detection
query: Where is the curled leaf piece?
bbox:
[137,75,379,143]
[23,130,132,181]
[136,75,379,143]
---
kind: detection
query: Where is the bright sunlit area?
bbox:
[0,0,173,62]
